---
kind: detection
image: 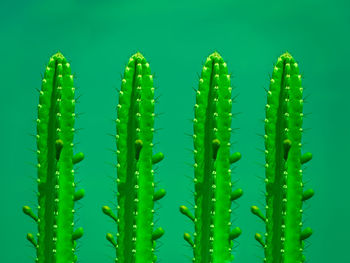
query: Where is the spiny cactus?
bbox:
[23,51,85,263]
[180,51,243,263]
[251,52,314,263]
[102,52,166,263]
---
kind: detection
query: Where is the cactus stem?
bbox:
[27,52,82,262]
[189,52,241,262]
[102,206,118,223]
[153,189,166,201]
[22,206,38,222]
[184,233,194,247]
[179,205,195,222]
[251,206,266,222]
[255,52,312,262]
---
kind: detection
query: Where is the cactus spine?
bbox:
[102,52,165,263]
[251,52,314,263]
[180,52,243,263]
[23,52,85,263]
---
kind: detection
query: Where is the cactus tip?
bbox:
[134,51,144,59]
[211,51,221,58]
[283,51,292,57]
[54,51,64,59]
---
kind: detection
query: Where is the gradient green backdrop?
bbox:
[1,0,348,262]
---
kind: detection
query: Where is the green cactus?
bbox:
[102,52,166,263]
[23,51,85,263]
[251,52,314,263]
[180,51,243,263]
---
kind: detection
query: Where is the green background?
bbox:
[1,0,348,262]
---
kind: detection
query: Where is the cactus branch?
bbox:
[22,206,38,222]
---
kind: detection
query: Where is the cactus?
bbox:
[23,51,85,263]
[180,51,243,263]
[251,52,314,263]
[102,52,165,263]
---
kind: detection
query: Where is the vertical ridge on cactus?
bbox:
[180,51,242,263]
[251,52,314,263]
[23,51,85,263]
[103,52,165,263]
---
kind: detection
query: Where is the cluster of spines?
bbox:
[102,52,165,263]
[180,51,242,263]
[251,52,314,263]
[23,51,85,263]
